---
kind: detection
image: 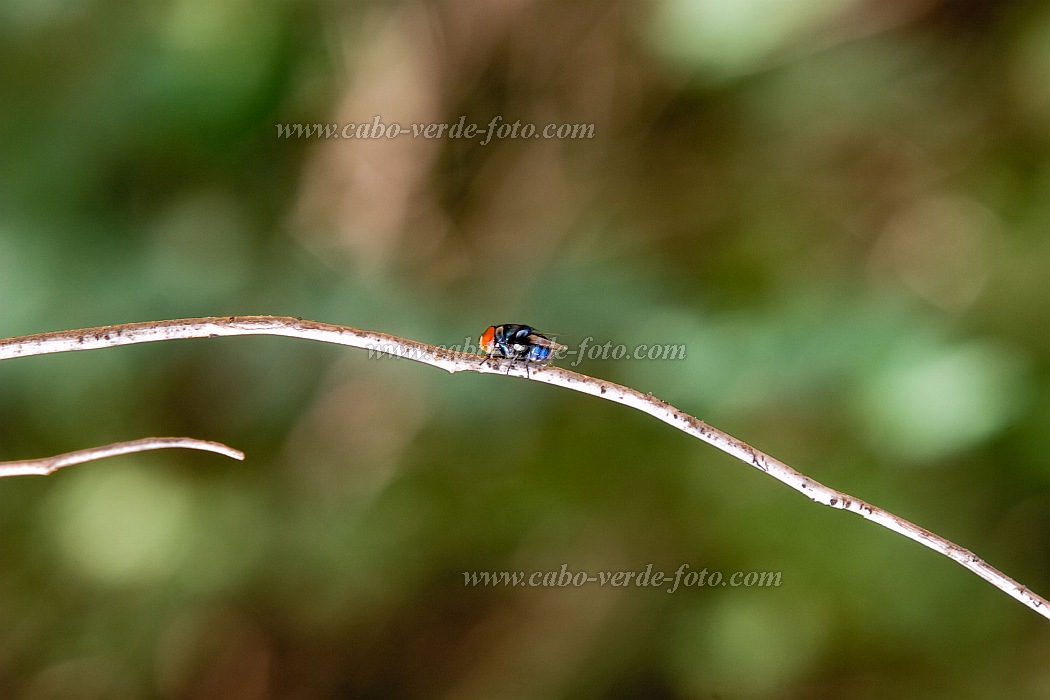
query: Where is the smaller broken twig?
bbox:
[0,437,244,478]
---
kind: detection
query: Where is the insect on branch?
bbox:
[0,315,1047,621]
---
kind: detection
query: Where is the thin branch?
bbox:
[1,315,1046,621]
[0,437,244,477]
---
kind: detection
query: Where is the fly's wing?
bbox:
[527,333,567,353]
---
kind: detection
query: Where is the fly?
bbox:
[479,324,566,367]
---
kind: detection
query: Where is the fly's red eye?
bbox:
[479,326,496,351]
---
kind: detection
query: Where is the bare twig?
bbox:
[1,315,1046,620]
[0,437,244,477]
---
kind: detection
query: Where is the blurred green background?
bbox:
[3,0,1050,697]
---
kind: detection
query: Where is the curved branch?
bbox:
[0,437,244,477]
[1,315,1047,620]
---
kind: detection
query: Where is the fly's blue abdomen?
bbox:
[527,346,551,362]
